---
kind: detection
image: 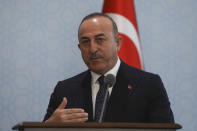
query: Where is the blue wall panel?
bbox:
[0,0,196,130]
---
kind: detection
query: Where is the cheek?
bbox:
[81,50,89,60]
[105,45,117,56]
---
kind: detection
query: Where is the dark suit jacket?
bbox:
[43,61,174,123]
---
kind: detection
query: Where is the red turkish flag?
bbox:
[102,0,144,69]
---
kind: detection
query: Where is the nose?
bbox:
[89,40,98,53]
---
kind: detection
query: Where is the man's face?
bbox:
[78,16,122,75]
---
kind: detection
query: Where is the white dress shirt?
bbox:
[91,58,121,118]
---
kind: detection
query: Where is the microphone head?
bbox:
[104,74,116,87]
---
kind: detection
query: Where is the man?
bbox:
[43,13,174,123]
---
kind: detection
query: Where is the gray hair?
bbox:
[78,12,119,39]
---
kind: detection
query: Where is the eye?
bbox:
[80,39,90,47]
[95,37,106,44]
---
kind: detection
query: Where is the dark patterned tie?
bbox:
[94,75,109,122]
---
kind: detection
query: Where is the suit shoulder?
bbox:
[53,70,90,93]
[60,70,90,84]
[121,62,159,79]
[120,62,166,95]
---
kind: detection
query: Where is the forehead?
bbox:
[79,16,113,37]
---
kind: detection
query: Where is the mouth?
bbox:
[90,57,102,62]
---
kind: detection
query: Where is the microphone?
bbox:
[98,74,116,123]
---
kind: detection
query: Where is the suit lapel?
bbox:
[81,71,94,121]
[105,62,137,122]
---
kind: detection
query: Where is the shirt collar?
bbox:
[91,58,121,84]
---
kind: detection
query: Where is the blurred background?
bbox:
[0,0,196,131]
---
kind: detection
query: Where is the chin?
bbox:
[87,61,107,73]
[90,66,106,74]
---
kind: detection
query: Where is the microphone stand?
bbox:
[98,84,110,123]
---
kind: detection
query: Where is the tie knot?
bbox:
[98,75,105,86]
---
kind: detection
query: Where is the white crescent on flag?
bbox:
[102,0,143,69]
[106,13,143,66]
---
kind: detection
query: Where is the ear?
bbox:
[78,43,81,50]
[116,36,122,52]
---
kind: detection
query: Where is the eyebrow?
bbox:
[80,33,106,40]
[94,33,105,38]
[80,36,89,40]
